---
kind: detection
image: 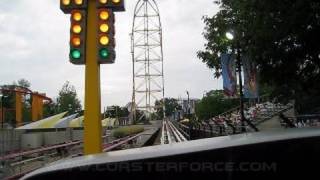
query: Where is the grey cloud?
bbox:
[0,0,221,109]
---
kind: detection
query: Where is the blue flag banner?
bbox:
[221,54,237,96]
[243,56,259,98]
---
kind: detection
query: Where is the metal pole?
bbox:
[83,0,102,155]
[186,91,190,117]
[236,44,259,132]
[236,46,246,133]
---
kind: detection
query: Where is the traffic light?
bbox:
[97,9,115,64]
[60,0,125,65]
[70,10,87,64]
[96,0,125,12]
[60,0,88,14]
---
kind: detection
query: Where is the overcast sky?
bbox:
[0,0,222,108]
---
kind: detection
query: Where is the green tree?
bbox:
[195,90,239,120]
[198,0,320,113]
[155,98,181,119]
[104,106,129,118]
[56,81,82,114]
[17,79,31,89]
[43,103,58,118]
[17,79,33,122]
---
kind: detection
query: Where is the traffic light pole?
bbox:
[84,0,102,155]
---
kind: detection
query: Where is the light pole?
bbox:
[226,31,258,133]
[226,31,246,132]
[186,91,190,118]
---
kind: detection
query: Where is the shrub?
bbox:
[112,125,144,138]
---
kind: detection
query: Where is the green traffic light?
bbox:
[99,48,109,58]
[71,49,81,59]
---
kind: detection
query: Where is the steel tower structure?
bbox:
[131,0,165,123]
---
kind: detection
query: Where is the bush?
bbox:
[112,125,144,138]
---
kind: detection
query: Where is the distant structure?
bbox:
[131,0,165,123]
[173,98,200,120]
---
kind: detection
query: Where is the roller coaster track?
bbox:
[161,120,187,144]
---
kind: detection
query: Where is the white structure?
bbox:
[131,0,165,122]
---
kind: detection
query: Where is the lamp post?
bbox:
[226,31,246,132]
[225,31,259,133]
[186,91,190,117]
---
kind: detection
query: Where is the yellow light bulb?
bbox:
[99,0,108,4]
[112,0,120,3]
[71,36,81,47]
[99,11,109,20]
[62,0,71,5]
[100,24,109,33]
[72,12,82,21]
[74,0,83,5]
[72,25,82,34]
[100,36,109,45]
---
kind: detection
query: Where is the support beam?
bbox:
[15,92,23,127]
[83,0,102,155]
[32,95,39,121]
[38,95,44,120]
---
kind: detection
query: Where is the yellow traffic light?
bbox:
[72,11,82,21]
[69,10,86,64]
[96,0,125,12]
[99,0,108,4]
[62,0,71,5]
[72,24,82,34]
[60,0,87,14]
[99,10,109,20]
[112,0,120,3]
[99,24,109,33]
[100,35,109,45]
[71,36,81,47]
[97,9,115,64]
[74,0,83,5]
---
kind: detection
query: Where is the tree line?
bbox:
[198,0,320,114]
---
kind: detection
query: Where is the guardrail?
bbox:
[1,132,144,180]
[103,134,141,152]
[0,141,81,161]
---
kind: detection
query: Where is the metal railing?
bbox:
[173,102,294,140]
[281,114,320,128]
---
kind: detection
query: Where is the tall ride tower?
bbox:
[131,0,165,123]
